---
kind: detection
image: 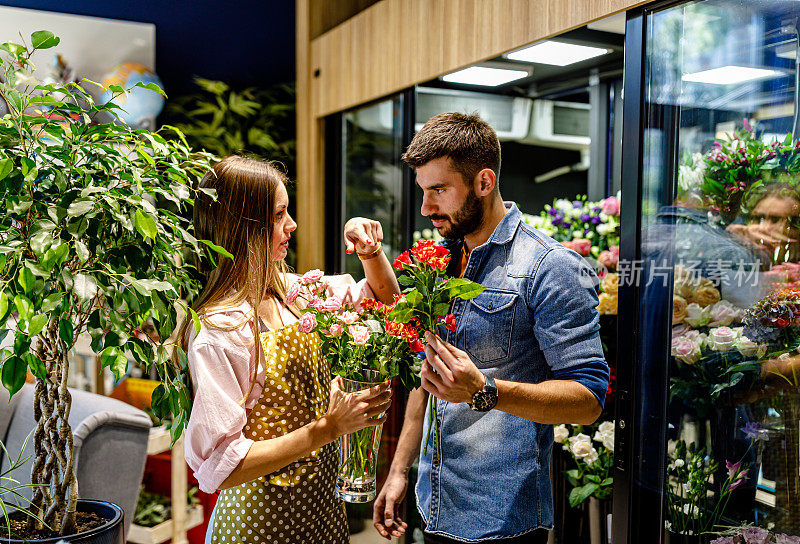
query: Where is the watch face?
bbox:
[472,390,498,412]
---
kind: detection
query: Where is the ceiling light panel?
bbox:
[681,66,783,85]
[506,41,610,66]
[440,66,529,87]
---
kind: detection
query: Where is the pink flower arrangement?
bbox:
[601,196,620,215]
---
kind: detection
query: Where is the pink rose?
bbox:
[321,295,343,312]
[569,238,591,257]
[602,196,620,216]
[349,324,370,345]
[329,323,343,336]
[672,323,690,338]
[307,297,323,310]
[598,248,619,269]
[286,281,301,304]
[674,339,701,365]
[337,311,359,325]
[709,300,739,327]
[298,313,317,333]
[301,269,324,285]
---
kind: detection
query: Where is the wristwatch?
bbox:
[470,374,498,412]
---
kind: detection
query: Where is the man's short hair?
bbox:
[401,112,501,187]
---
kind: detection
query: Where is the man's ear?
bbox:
[474,168,496,197]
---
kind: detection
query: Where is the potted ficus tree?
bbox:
[0,31,218,541]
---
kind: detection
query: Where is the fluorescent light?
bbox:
[440,66,529,87]
[682,66,783,85]
[506,41,609,66]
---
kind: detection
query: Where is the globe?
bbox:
[99,62,165,130]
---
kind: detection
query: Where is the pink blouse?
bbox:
[184,273,374,493]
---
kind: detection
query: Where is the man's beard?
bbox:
[430,188,484,240]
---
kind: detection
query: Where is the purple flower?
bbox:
[548,208,558,216]
[711,538,735,544]
[726,460,741,476]
[775,534,800,544]
[563,222,572,229]
[573,201,582,208]
[552,216,563,226]
[584,228,591,235]
[591,216,602,225]
[742,527,770,544]
[740,422,769,442]
[580,214,591,222]
[592,206,601,213]
[743,117,752,132]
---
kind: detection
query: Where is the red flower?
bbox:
[360,298,378,310]
[384,318,404,336]
[410,339,424,353]
[442,313,457,332]
[401,324,420,343]
[393,251,412,270]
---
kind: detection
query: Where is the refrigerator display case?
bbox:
[617,1,800,542]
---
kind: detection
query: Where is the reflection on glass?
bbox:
[642,0,800,541]
[341,98,405,279]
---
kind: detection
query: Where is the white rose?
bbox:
[601,433,614,452]
[735,335,759,358]
[684,303,711,328]
[674,459,685,468]
[597,223,609,235]
[597,421,615,435]
[708,326,737,351]
[570,439,594,460]
[553,424,569,444]
[584,447,600,466]
[422,229,433,239]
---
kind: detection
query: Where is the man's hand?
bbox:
[421,332,485,404]
[373,471,409,539]
[726,223,797,251]
[344,217,384,255]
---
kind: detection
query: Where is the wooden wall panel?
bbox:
[309,0,380,39]
[307,0,646,118]
[297,0,649,269]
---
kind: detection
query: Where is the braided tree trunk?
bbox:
[29,318,78,535]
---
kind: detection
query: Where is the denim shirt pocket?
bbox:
[464,289,518,364]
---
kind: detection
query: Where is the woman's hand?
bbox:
[322,377,391,439]
[344,217,384,255]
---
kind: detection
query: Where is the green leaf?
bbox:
[189,307,201,334]
[433,302,451,316]
[568,483,599,507]
[73,274,98,301]
[13,295,32,321]
[29,230,54,257]
[25,353,46,380]
[397,275,414,287]
[74,240,90,263]
[66,199,94,217]
[100,347,128,379]
[40,293,63,313]
[176,346,188,370]
[31,30,60,50]
[17,267,35,295]
[405,290,422,305]
[1,357,27,397]
[134,210,158,240]
[387,306,414,324]
[451,281,485,300]
[0,159,13,181]
[42,243,69,269]
[59,319,74,346]
[200,239,234,262]
[134,81,167,97]
[0,292,8,322]
[134,279,176,294]
[27,314,49,336]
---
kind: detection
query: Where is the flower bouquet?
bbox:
[711,526,800,544]
[287,270,420,502]
[666,439,751,537]
[386,240,485,457]
[554,422,615,507]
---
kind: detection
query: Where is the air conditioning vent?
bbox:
[415,87,531,140]
[521,100,591,150]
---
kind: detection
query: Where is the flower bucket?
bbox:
[335,369,385,503]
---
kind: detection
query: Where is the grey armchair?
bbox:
[0,384,152,538]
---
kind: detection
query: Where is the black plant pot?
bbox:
[0,499,123,544]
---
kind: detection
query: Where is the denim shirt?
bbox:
[416,202,606,541]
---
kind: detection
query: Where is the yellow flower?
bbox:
[691,285,720,307]
[672,295,687,325]
[601,273,619,295]
[597,292,618,315]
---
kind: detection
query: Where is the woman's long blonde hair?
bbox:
[175,155,293,380]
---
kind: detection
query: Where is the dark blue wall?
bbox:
[0,0,296,95]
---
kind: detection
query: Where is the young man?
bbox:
[373,113,610,544]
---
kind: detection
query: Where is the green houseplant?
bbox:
[0,31,215,539]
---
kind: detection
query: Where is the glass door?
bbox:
[332,94,409,278]
[618,1,800,543]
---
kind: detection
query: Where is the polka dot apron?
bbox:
[209,322,348,543]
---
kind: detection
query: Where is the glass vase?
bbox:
[335,369,385,503]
